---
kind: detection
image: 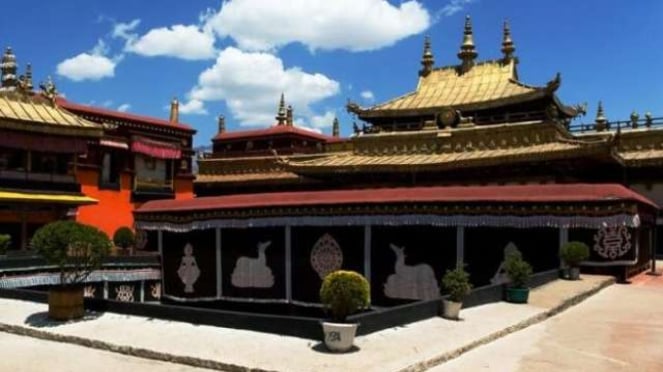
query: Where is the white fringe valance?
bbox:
[135,213,641,233]
[0,269,161,289]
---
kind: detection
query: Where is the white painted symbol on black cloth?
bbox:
[384,244,439,300]
[231,241,275,288]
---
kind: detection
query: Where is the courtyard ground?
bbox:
[432,268,663,371]
[0,274,620,371]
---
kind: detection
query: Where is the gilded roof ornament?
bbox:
[630,110,639,129]
[39,75,58,104]
[457,15,478,73]
[276,93,287,125]
[332,117,340,137]
[419,35,434,77]
[501,20,516,64]
[286,105,293,126]
[595,101,608,131]
[645,112,653,128]
[1,47,18,89]
[169,97,179,123]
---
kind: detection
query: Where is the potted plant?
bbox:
[0,234,10,257]
[113,226,135,255]
[560,241,589,280]
[504,250,533,304]
[319,270,370,352]
[440,266,472,320]
[31,221,111,320]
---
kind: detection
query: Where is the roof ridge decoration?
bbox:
[457,15,478,74]
[169,97,179,123]
[276,93,287,125]
[419,35,434,77]
[218,114,226,134]
[595,101,608,131]
[501,20,517,64]
[0,47,17,89]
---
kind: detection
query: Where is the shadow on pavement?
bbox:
[24,311,103,328]
[310,342,361,354]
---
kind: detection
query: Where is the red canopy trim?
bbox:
[0,130,87,153]
[136,184,659,214]
[99,138,129,150]
[131,136,181,159]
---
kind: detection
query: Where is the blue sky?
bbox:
[1,0,662,146]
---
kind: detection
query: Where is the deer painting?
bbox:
[384,243,439,300]
[231,241,275,288]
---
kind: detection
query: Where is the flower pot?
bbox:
[442,299,463,320]
[505,287,529,304]
[568,267,580,280]
[48,286,84,320]
[321,321,358,352]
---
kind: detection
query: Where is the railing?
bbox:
[134,178,173,190]
[569,115,663,133]
[0,169,76,184]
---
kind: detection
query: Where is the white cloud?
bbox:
[440,0,474,17]
[309,111,336,129]
[125,24,216,60]
[360,90,375,102]
[112,19,140,41]
[117,103,131,112]
[102,99,113,107]
[56,40,120,82]
[178,99,208,115]
[205,0,430,52]
[188,47,339,126]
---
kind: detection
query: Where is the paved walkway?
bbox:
[431,270,663,372]
[0,275,614,372]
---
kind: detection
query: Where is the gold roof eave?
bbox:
[0,92,103,138]
[0,190,98,205]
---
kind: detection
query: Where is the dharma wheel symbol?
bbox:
[310,233,343,280]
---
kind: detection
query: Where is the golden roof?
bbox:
[284,122,610,174]
[0,92,102,137]
[0,190,97,205]
[612,127,663,167]
[352,59,559,117]
[195,171,302,184]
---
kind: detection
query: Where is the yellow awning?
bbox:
[0,191,98,205]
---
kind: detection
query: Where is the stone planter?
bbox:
[505,287,530,304]
[568,267,580,280]
[441,299,463,320]
[48,286,84,320]
[321,322,358,352]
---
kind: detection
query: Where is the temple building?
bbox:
[195,93,345,196]
[0,48,195,250]
[136,17,659,310]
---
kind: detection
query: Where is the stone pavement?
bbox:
[430,269,663,371]
[0,275,614,372]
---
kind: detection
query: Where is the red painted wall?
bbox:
[76,168,194,237]
[76,168,136,237]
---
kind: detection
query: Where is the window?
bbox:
[135,154,172,190]
[100,151,120,188]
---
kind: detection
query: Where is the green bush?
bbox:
[560,241,589,267]
[505,253,532,289]
[113,227,135,249]
[0,234,10,254]
[320,270,370,322]
[441,266,473,302]
[31,221,112,287]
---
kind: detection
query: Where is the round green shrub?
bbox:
[441,266,473,302]
[320,270,370,322]
[560,241,589,267]
[505,255,532,288]
[0,234,10,254]
[113,227,135,249]
[31,221,112,286]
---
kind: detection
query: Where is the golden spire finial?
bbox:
[501,20,516,63]
[595,101,607,131]
[25,63,33,91]
[457,15,478,73]
[1,47,18,88]
[419,35,434,77]
[218,115,226,133]
[276,93,287,125]
[39,75,58,103]
[169,97,179,123]
[332,117,340,137]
